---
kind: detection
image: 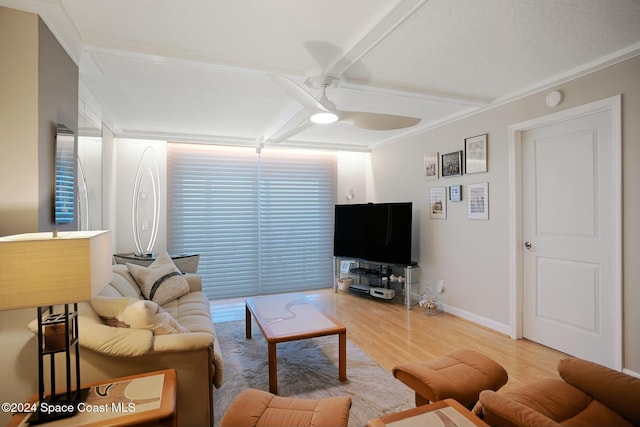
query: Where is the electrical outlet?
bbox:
[437,280,444,293]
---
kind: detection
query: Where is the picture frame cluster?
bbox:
[425,133,489,220]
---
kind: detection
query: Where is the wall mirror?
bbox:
[54,124,75,224]
[77,100,103,230]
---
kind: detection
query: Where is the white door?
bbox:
[521,107,620,368]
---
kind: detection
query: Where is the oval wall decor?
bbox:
[132,146,161,255]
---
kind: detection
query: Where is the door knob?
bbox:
[524,241,533,250]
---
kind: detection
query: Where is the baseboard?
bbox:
[439,304,640,376]
[440,303,511,336]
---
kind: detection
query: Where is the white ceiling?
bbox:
[4,0,640,151]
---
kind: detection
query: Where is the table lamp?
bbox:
[0,230,112,424]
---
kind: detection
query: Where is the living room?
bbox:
[1,2,640,426]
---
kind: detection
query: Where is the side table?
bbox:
[367,398,489,427]
[7,369,177,427]
[113,253,200,273]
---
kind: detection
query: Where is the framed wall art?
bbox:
[449,185,461,202]
[429,187,447,219]
[465,134,487,174]
[467,182,489,220]
[441,150,463,177]
[424,152,439,180]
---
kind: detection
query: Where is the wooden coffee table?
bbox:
[245,293,347,394]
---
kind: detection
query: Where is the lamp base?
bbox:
[27,388,89,425]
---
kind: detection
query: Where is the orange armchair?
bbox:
[475,358,640,427]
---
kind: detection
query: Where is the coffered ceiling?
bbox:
[3,0,640,151]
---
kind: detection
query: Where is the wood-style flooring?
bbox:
[210,288,568,393]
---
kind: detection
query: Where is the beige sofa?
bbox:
[59,264,222,427]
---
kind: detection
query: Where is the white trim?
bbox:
[623,368,640,379]
[115,129,372,153]
[507,133,523,339]
[440,304,511,337]
[508,95,623,370]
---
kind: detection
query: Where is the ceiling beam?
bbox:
[325,0,429,77]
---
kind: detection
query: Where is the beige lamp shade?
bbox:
[0,230,112,310]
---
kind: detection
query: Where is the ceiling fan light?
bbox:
[310,111,339,124]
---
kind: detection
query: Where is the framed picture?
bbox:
[449,185,461,202]
[429,187,447,219]
[467,182,489,220]
[465,134,487,174]
[423,152,439,180]
[340,260,353,274]
[441,150,463,177]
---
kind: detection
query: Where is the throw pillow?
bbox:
[90,296,139,327]
[126,252,190,305]
[122,300,188,335]
[90,296,188,335]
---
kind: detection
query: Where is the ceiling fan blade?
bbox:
[267,73,329,113]
[268,73,420,132]
[339,111,421,130]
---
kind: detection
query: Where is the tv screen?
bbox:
[333,202,413,265]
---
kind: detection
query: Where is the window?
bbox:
[167,144,337,299]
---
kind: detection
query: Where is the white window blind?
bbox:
[167,144,260,299]
[167,143,337,299]
[258,150,337,295]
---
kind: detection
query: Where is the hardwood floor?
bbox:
[210,288,569,393]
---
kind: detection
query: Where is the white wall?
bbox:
[336,151,370,204]
[373,117,511,331]
[113,139,167,254]
[102,124,116,249]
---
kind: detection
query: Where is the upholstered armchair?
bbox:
[474,358,640,427]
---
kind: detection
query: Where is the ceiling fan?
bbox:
[266,73,421,141]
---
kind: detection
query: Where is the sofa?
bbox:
[474,358,640,427]
[33,258,223,427]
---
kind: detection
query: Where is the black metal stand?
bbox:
[28,304,88,425]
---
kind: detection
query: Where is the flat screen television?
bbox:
[333,202,413,266]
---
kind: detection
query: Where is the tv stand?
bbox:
[333,257,419,308]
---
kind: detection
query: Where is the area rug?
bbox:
[213,320,414,426]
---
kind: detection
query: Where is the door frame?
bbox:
[507,95,622,370]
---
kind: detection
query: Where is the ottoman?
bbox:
[220,388,352,427]
[392,349,508,409]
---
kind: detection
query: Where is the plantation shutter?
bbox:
[167,143,337,299]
